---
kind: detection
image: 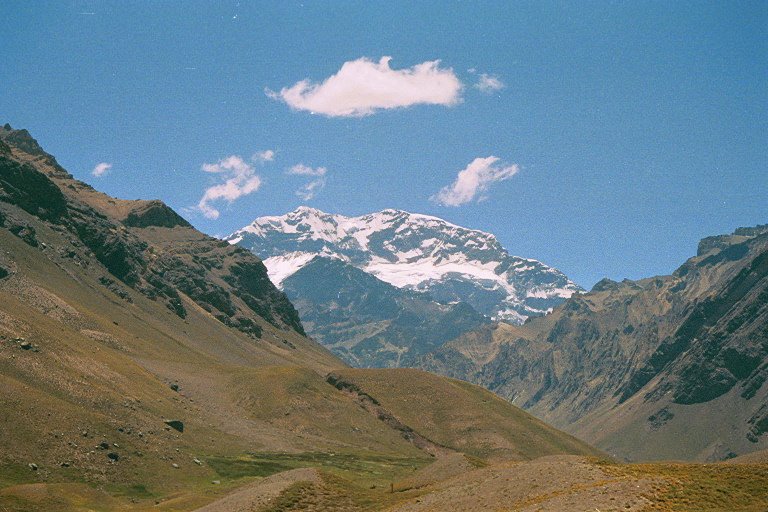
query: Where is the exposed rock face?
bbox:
[416,225,768,461]
[0,150,68,221]
[0,123,304,338]
[282,256,488,367]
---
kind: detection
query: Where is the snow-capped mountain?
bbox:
[227,206,582,322]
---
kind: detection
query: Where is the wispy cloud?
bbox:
[287,163,327,177]
[198,156,261,219]
[431,156,519,207]
[475,73,504,94]
[91,162,112,177]
[252,149,275,163]
[295,177,326,201]
[286,163,328,200]
[267,56,462,117]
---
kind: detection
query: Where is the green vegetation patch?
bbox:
[207,456,294,479]
[104,482,155,500]
[206,451,432,512]
[0,462,37,487]
[210,451,428,481]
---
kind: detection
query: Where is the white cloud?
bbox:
[197,155,261,219]
[252,149,275,163]
[267,56,463,117]
[91,162,112,177]
[295,177,326,201]
[287,163,327,177]
[431,156,520,207]
[287,163,328,200]
[475,73,504,94]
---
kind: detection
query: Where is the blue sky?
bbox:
[2,1,766,288]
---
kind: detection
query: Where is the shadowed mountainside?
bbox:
[282,257,490,367]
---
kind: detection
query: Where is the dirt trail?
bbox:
[193,468,321,512]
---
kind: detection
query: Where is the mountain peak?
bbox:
[292,205,328,216]
[1,123,54,160]
[228,208,582,322]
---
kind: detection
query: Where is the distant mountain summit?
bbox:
[228,206,581,322]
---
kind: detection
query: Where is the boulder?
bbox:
[164,420,184,433]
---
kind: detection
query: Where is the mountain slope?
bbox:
[0,124,602,511]
[282,256,489,367]
[228,206,581,322]
[417,225,768,461]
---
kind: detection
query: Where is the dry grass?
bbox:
[332,368,601,460]
[600,460,768,511]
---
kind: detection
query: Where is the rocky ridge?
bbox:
[417,224,768,461]
[0,123,304,338]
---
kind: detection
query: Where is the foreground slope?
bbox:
[418,225,768,461]
[0,125,602,511]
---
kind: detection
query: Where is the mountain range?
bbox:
[228,207,581,322]
[225,188,768,463]
[228,207,579,366]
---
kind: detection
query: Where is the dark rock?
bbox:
[591,278,619,292]
[71,216,146,286]
[164,420,184,433]
[0,128,50,159]
[0,158,67,221]
[648,407,674,430]
[19,341,31,350]
[734,224,768,237]
[97,441,109,450]
[107,452,119,461]
[169,383,179,392]
[8,224,39,247]
[98,276,132,302]
[123,200,192,229]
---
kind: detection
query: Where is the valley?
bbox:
[1,125,767,511]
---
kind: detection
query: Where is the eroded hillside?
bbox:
[418,225,768,461]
